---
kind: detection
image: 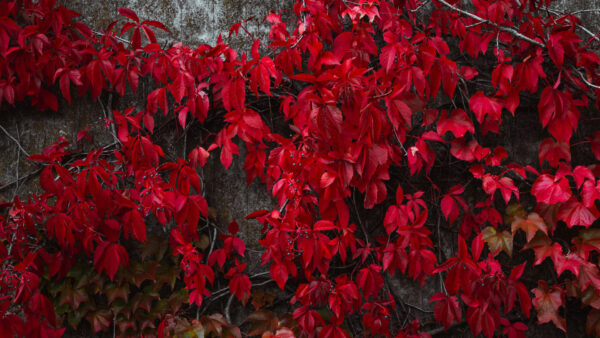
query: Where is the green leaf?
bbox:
[86,309,112,333]
[59,283,90,310]
[105,282,130,304]
[168,288,189,313]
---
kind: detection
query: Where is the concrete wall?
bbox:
[63,0,291,50]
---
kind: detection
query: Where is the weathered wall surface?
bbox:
[63,0,290,50]
[0,0,285,228]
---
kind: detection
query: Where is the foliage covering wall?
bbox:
[3,0,600,337]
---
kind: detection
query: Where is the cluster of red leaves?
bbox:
[3,0,600,337]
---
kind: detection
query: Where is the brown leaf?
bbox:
[481,226,513,257]
[511,212,548,242]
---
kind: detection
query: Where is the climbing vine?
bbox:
[3,0,600,337]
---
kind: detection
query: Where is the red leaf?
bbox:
[523,232,562,265]
[142,20,171,33]
[532,281,566,332]
[270,262,288,289]
[538,87,570,128]
[188,146,210,168]
[469,91,503,124]
[430,293,462,329]
[228,219,239,235]
[557,197,600,228]
[437,109,474,138]
[93,242,129,280]
[539,138,570,167]
[314,220,337,231]
[320,172,336,188]
[118,8,139,22]
[169,74,187,104]
[502,321,528,338]
[511,213,548,242]
[395,185,404,205]
[591,131,600,160]
[532,174,571,205]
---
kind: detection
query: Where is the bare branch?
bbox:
[409,0,430,13]
[547,9,600,43]
[92,30,131,44]
[574,68,600,90]
[437,0,545,48]
[0,168,43,192]
[98,94,121,146]
[13,123,21,199]
[571,8,600,15]
[224,293,234,324]
[0,124,30,157]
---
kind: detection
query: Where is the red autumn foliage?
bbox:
[2,0,600,337]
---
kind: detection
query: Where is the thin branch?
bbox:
[574,68,600,90]
[279,198,289,213]
[0,168,43,192]
[205,227,217,264]
[13,122,21,199]
[438,0,545,48]
[547,9,600,43]
[92,30,131,44]
[251,278,275,288]
[571,8,600,15]
[290,34,304,49]
[0,124,30,157]
[351,188,369,246]
[427,321,466,336]
[182,124,188,159]
[98,94,121,146]
[402,301,433,313]
[465,21,486,29]
[409,0,430,13]
[224,293,234,324]
[373,89,392,99]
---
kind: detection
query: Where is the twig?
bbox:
[571,8,600,15]
[391,125,408,156]
[250,278,275,288]
[435,213,448,294]
[546,9,600,43]
[0,124,30,157]
[427,321,466,336]
[409,0,430,13]
[279,198,289,213]
[351,188,369,245]
[211,271,272,297]
[224,293,234,324]
[290,34,304,49]
[92,30,131,44]
[383,280,403,328]
[465,21,486,28]
[13,123,20,199]
[182,124,188,159]
[0,168,43,192]
[205,227,217,264]
[438,0,545,48]
[573,67,600,90]
[373,89,392,99]
[98,94,121,146]
[403,301,433,313]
